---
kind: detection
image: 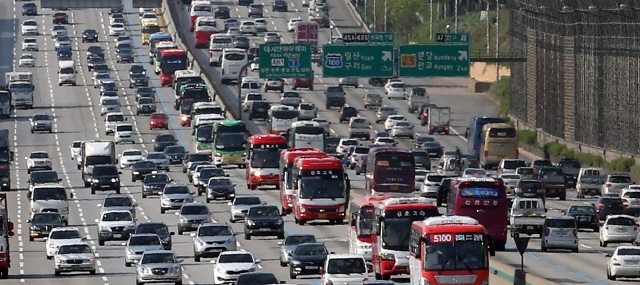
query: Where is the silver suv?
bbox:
[136,250,182,284]
[191,223,237,262]
[97,210,136,246]
[228,196,262,223]
[30,113,53,133]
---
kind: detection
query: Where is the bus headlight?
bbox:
[253,170,261,177]
[480,278,489,285]
[381,253,395,260]
[420,278,431,285]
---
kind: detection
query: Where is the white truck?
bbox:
[348,117,371,140]
[509,197,546,238]
[4,72,34,109]
[407,87,429,113]
[576,167,605,198]
[426,106,451,135]
[57,60,76,86]
[79,141,116,187]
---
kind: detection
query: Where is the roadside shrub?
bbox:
[609,157,635,172]
[517,130,536,145]
[574,152,606,167]
[544,142,567,157]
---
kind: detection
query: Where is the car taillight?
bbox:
[445,127,450,131]
[484,150,488,157]
[620,204,627,209]
[605,224,609,230]
[429,126,435,129]
[573,229,578,236]
[514,188,522,193]
[605,183,612,187]
[537,189,545,193]
[423,113,428,117]
[635,223,638,231]
[596,203,605,209]
[340,111,344,115]
[622,198,629,204]
[516,149,519,157]
[545,228,550,236]
[221,68,225,74]
[612,258,621,266]
[595,216,599,223]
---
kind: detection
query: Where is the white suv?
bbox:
[322,254,368,285]
[104,112,127,135]
[600,215,638,247]
[336,139,358,156]
[212,251,261,285]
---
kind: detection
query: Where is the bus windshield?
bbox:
[424,234,488,271]
[381,217,413,250]
[161,54,188,74]
[195,125,213,142]
[0,92,9,102]
[251,149,280,168]
[299,169,344,199]
[214,133,246,151]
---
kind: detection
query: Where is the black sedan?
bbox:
[562,204,599,231]
[244,205,284,240]
[129,73,149,88]
[141,173,172,198]
[22,2,37,16]
[108,7,123,15]
[164,145,188,164]
[205,177,236,202]
[29,213,65,241]
[52,12,68,24]
[82,29,99,43]
[130,64,146,76]
[131,161,157,182]
[234,36,250,50]
[87,56,105,71]
[288,243,328,279]
[153,134,177,152]
[136,87,155,100]
[422,141,444,158]
[117,49,134,63]
[86,46,104,59]
[215,6,230,19]
[272,0,288,12]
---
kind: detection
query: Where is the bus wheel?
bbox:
[299,219,306,226]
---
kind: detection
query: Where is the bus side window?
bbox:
[409,228,421,257]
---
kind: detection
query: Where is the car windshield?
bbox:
[568,206,595,214]
[30,171,59,183]
[147,153,166,160]
[104,197,132,207]
[144,174,169,183]
[208,178,232,187]
[248,206,279,217]
[59,245,91,254]
[136,224,169,235]
[235,197,261,206]
[141,253,175,264]
[201,168,224,177]
[164,186,189,194]
[295,244,327,255]
[129,235,161,245]
[181,206,209,215]
[33,188,66,201]
[33,114,49,121]
[151,113,167,119]
[218,254,253,263]
[165,146,186,154]
[327,258,366,274]
[93,166,118,176]
[102,212,132,221]
[107,114,124,121]
[50,230,81,240]
[24,38,37,43]
[199,226,231,236]
[285,235,316,245]
[156,135,176,142]
[377,138,395,144]
[32,214,62,224]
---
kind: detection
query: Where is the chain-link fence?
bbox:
[509,0,640,155]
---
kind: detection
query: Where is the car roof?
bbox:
[606,214,636,220]
[220,250,254,256]
[50,227,80,232]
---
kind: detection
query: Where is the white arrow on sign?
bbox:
[458,51,468,61]
[381,51,392,61]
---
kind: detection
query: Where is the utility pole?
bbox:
[429,0,433,39]
[486,0,490,54]
[496,0,500,82]
[373,0,377,32]
[384,0,388,32]
[455,0,458,32]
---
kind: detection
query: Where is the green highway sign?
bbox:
[369,32,394,43]
[259,44,313,79]
[398,44,470,77]
[322,45,394,78]
[436,33,470,43]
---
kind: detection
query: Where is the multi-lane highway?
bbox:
[0,0,630,284]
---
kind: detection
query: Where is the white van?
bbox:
[208,34,234,66]
[30,185,70,223]
[220,48,248,84]
[58,60,76,86]
[240,76,260,99]
[321,254,368,285]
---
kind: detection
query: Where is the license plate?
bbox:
[579,217,588,221]
[305,266,318,269]
[526,226,534,230]
[616,228,627,233]
[114,234,122,238]
[71,265,81,269]
[259,228,271,231]
[390,185,399,190]
[318,214,327,219]
[101,185,110,188]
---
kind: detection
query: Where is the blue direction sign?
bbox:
[322,45,394,78]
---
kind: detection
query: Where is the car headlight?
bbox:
[126,248,135,255]
[232,208,242,213]
[247,220,255,226]
[170,265,180,274]
[480,278,489,285]
[276,220,283,225]
[111,178,119,183]
[138,266,150,274]
[133,171,140,174]
[161,236,170,242]
[55,259,63,265]
[30,225,40,230]
[381,253,395,260]
[216,266,225,273]
[215,152,222,157]
[179,216,188,223]
[161,196,169,201]
[339,205,345,212]
[48,243,57,249]
[92,179,100,183]
[126,223,136,229]
[249,265,257,272]
[291,259,301,265]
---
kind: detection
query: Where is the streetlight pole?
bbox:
[429,0,433,39]
[373,0,377,32]
[455,0,458,32]
[496,0,500,82]
[384,0,388,32]
[486,0,490,54]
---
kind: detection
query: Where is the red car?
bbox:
[149,112,169,130]
[291,78,314,90]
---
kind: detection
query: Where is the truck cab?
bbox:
[509,197,546,237]
[407,87,429,113]
[348,117,370,140]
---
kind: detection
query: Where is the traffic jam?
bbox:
[3,0,640,284]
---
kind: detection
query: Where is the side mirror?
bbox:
[177,258,184,263]
[152,139,156,142]
[133,202,139,207]
[255,259,262,263]
[367,263,373,273]
[226,174,230,177]
[232,184,237,187]
[58,179,62,182]
[605,253,611,257]
[125,118,128,121]
[170,232,175,235]
[118,172,122,174]
[210,259,217,264]
[190,232,196,237]
[69,193,74,199]
[26,219,31,223]
[27,179,30,183]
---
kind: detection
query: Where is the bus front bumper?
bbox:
[214,154,244,166]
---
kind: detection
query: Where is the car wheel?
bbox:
[289,267,296,279]
[54,270,61,276]
[125,262,131,267]
[178,228,183,235]
[245,232,251,240]
[98,238,105,246]
[142,192,147,198]
[160,207,165,214]
[194,254,201,262]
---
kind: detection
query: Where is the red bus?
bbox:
[159,49,189,87]
[291,157,350,225]
[371,197,440,280]
[189,1,213,31]
[245,134,288,190]
[348,195,393,261]
[446,177,508,251]
[279,148,326,214]
[409,216,494,285]
[365,147,415,197]
[194,16,219,48]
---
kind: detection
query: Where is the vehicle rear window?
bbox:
[489,128,516,138]
[503,160,526,169]
[609,175,632,183]
[608,217,635,226]
[517,181,542,189]
[341,140,358,146]
[618,248,640,255]
[501,174,520,180]
[213,37,232,43]
[426,175,446,182]
[516,168,534,175]
[623,192,640,198]
[547,219,576,228]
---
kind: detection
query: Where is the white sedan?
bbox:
[19,54,35,67]
[109,23,126,36]
[387,90,408,100]
[119,149,146,169]
[287,17,302,32]
[45,227,84,259]
[384,114,406,131]
[607,245,640,280]
[384,79,405,94]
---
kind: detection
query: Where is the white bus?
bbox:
[289,121,325,150]
[220,48,248,84]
